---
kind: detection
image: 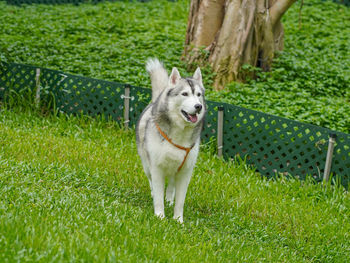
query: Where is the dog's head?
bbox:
[165,67,206,126]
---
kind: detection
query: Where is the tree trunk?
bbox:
[183,0,297,90]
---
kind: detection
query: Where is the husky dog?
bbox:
[136,59,206,223]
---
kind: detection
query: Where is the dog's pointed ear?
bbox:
[169,67,181,86]
[193,67,202,84]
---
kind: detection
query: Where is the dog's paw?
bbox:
[173,215,184,224]
[155,212,165,220]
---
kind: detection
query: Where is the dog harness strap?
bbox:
[177,148,191,172]
[155,123,194,172]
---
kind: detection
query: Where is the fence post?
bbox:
[35,68,41,108]
[323,133,337,183]
[217,106,224,157]
[123,84,131,129]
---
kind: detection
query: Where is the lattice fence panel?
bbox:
[331,131,350,187]
[0,62,9,100]
[0,63,37,100]
[222,103,332,182]
[55,73,124,122]
[201,101,222,143]
[38,67,66,107]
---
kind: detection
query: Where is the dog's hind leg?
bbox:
[142,162,153,197]
[166,175,175,205]
[151,168,165,219]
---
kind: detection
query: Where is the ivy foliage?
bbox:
[0,0,349,132]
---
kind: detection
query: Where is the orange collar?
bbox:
[155,122,194,172]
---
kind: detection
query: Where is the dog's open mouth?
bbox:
[181,110,198,123]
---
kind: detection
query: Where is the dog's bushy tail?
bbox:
[146,58,168,103]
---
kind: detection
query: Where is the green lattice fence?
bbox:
[0,63,125,122]
[221,103,350,185]
[0,62,349,188]
[328,0,350,6]
[202,101,222,142]
[0,63,37,100]
[53,73,125,121]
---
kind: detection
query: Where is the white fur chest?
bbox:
[147,135,198,176]
[152,140,185,169]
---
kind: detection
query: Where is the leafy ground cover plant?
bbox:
[0,108,349,261]
[0,0,349,133]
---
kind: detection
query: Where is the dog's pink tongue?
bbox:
[189,114,197,123]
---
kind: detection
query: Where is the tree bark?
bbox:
[183,0,297,90]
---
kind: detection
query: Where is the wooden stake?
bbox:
[35,68,41,108]
[123,84,130,129]
[217,106,224,157]
[323,133,337,183]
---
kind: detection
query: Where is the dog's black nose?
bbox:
[194,104,202,112]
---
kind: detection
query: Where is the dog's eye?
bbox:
[197,93,201,97]
[182,92,188,96]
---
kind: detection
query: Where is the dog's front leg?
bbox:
[173,171,192,223]
[151,168,165,219]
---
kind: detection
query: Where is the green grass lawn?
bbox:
[1,108,349,262]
